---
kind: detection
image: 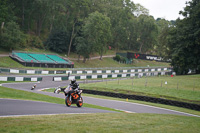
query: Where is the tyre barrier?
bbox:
[82,89,200,111]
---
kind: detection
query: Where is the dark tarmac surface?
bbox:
[0,98,114,117]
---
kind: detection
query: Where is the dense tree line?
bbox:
[0,0,171,54]
[0,0,199,74]
[167,0,200,74]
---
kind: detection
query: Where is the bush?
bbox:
[27,35,44,49]
[120,57,126,62]
[113,55,121,62]
[113,55,127,63]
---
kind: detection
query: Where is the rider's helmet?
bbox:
[71,79,76,85]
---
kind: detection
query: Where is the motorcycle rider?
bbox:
[69,79,80,94]
[54,79,81,94]
[70,79,79,88]
[31,84,36,90]
[64,79,80,102]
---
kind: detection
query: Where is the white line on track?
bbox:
[0,113,99,118]
[114,108,136,113]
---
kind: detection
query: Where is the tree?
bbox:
[134,3,149,17]
[109,1,137,51]
[0,0,8,31]
[83,11,112,60]
[155,18,172,57]
[66,0,92,56]
[74,37,92,63]
[168,0,200,74]
[0,21,26,50]
[136,15,158,53]
[0,0,16,34]
[45,30,70,53]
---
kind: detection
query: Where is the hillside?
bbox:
[71,58,170,68]
[0,53,170,70]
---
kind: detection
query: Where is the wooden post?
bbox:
[132,78,133,87]
[177,82,179,90]
[193,82,195,91]
[145,78,148,87]
[161,81,162,87]
[118,79,119,85]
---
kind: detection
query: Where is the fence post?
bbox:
[132,78,133,87]
[145,77,148,87]
[161,80,162,87]
[177,82,179,90]
[193,82,195,91]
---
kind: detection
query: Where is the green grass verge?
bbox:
[0,113,200,133]
[0,86,119,112]
[81,75,200,104]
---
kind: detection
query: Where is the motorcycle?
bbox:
[31,84,36,90]
[54,85,83,107]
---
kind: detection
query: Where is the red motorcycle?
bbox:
[54,85,83,107]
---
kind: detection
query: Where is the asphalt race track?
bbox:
[1,76,199,117]
[0,98,114,117]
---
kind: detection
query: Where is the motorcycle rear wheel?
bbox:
[65,96,72,107]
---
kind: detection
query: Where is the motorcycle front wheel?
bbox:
[76,97,83,107]
[65,96,72,107]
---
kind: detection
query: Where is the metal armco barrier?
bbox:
[82,89,200,111]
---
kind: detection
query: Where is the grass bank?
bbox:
[81,75,200,104]
[0,56,169,70]
[72,58,170,68]
[0,113,200,133]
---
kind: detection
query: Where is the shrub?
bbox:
[113,55,121,62]
[27,35,44,49]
